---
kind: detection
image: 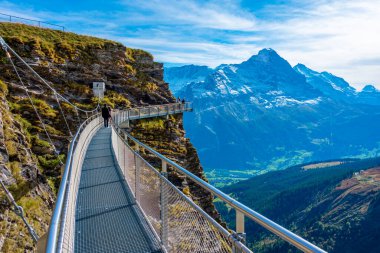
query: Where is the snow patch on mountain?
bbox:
[229,65,238,73]
[274,96,322,107]
[249,95,321,108]
[266,90,284,96]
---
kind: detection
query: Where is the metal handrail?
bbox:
[127,102,192,112]
[118,115,327,253]
[46,113,100,253]
[113,102,192,125]
[0,13,65,31]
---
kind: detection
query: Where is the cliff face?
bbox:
[0,22,215,251]
[0,78,54,251]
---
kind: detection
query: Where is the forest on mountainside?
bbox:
[220,157,380,252]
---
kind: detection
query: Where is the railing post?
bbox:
[135,153,141,202]
[161,160,167,174]
[121,134,128,178]
[236,211,245,236]
[160,159,168,249]
[233,210,246,252]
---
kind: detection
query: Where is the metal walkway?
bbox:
[74,127,162,253]
[45,103,326,253]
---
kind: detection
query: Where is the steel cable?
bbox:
[0,37,100,114]
[6,49,59,156]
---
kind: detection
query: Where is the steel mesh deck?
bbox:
[75,128,162,253]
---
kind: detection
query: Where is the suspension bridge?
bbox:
[0,36,327,253]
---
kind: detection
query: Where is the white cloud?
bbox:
[120,0,257,31]
[263,0,380,89]
[0,0,379,89]
[118,0,380,89]
[119,37,261,67]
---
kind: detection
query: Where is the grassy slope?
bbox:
[0,22,152,63]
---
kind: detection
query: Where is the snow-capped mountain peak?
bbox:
[164,48,380,174]
[293,63,356,99]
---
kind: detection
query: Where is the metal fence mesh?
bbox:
[112,127,234,253]
[136,156,162,237]
[113,102,192,124]
[162,180,232,253]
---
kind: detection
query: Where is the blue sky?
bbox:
[1,0,379,90]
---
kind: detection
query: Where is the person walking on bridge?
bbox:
[101,104,111,127]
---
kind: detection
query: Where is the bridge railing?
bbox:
[0,13,65,31]
[111,125,250,253]
[46,102,326,253]
[114,102,192,124]
[112,103,327,253]
[46,114,102,253]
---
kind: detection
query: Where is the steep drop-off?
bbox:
[0,23,216,251]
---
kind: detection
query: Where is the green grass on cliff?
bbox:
[0,79,7,93]
[0,22,121,49]
[0,22,116,63]
[0,22,153,64]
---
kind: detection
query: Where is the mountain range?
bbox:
[164,49,380,185]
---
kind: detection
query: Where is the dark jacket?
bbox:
[101,107,110,118]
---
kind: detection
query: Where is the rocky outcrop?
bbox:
[0,79,54,252]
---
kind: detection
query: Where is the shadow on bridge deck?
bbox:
[75,127,162,253]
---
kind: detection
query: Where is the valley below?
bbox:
[220,157,380,253]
